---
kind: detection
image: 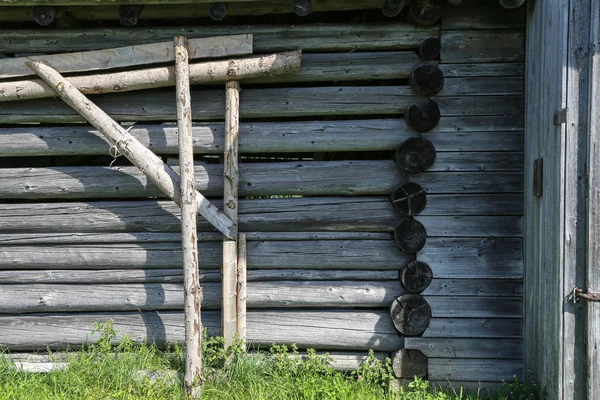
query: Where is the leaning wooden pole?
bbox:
[222,80,240,347]
[175,36,203,398]
[236,232,247,340]
[26,61,235,239]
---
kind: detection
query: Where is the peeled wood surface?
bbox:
[0,240,411,270]
[0,35,252,79]
[0,310,404,351]
[405,338,523,359]
[0,118,523,157]
[0,86,419,123]
[441,30,525,63]
[0,282,521,313]
[0,196,522,234]
[0,162,523,199]
[0,24,439,53]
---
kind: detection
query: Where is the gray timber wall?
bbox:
[0,1,524,392]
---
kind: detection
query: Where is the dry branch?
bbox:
[27,61,235,239]
[2,51,301,102]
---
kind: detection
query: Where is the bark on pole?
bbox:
[237,232,247,340]
[175,36,203,398]
[5,51,301,102]
[223,80,240,347]
[26,61,235,239]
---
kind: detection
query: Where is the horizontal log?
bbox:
[0,35,252,79]
[442,6,525,29]
[0,269,401,284]
[0,24,438,53]
[439,63,524,77]
[0,162,524,199]
[428,359,523,382]
[0,310,405,351]
[432,152,523,171]
[437,77,523,96]
[434,95,523,116]
[0,86,418,123]
[0,196,523,233]
[405,338,523,358]
[423,318,522,338]
[0,1,382,21]
[0,240,411,270]
[441,30,525,63]
[419,216,523,237]
[419,238,523,279]
[0,281,523,313]
[0,118,523,157]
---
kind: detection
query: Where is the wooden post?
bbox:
[26,61,235,239]
[223,80,240,347]
[174,36,202,398]
[237,233,247,340]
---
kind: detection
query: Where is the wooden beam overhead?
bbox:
[0,0,259,5]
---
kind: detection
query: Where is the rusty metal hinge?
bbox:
[571,286,600,303]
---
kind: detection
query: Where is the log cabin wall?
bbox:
[0,0,524,392]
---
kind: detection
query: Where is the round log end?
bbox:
[390,294,431,336]
[400,261,433,293]
[381,0,407,17]
[391,182,427,216]
[119,5,144,27]
[394,218,427,254]
[391,349,428,378]
[409,64,445,96]
[32,6,57,26]
[294,0,312,16]
[417,38,441,61]
[404,100,441,133]
[408,0,442,26]
[209,3,228,21]
[394,137,437,173]
[499,0,525,9]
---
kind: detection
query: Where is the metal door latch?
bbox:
[571,287,600,303]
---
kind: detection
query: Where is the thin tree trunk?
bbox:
[175,36,202,398]
[222,80,240,347]
[26,61,235,239]
[237,233,247,340]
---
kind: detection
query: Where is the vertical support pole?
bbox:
[237,233,247,340]
[223,80,240,347]
[175,36,203,398]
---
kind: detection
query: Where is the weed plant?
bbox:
[0,321,540,400]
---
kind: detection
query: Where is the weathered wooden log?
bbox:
[209,2,227,20]
[32,6,56,26]
[0,283,522,316]
[499,0,525,9]
[1,51,301,102]
[404,99,441,132]
[237,233,247,339]
[428,359,523,382]
[0,310,404,351]
[28,61,235,239]
[381,0,408,18]
[0,35,252,80]
[0,240,411,270]
[446,0,462,4]
[424,318,522,339]
[391,349,428,378]
[55,8,81,28]
[174,36,203,396]
[438,77,522,96]
[391,182,427,216]
[417,37,440,60]
[118,5,143,26]
[441,30,524,63]
[0,86,415,122]
[0,24,438,54]
[294,0,311,16]
[399,261,432,293]
[438,63,524,78]
[0,197,524,234]
[407,0,441,26]
[394,137,437,172]
[405,338,523,359]
[442,6,525,30]
[394,219,427,253]
[390,294,431,336]
[409,64,445,96]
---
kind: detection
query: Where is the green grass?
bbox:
[0,321,539,400]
